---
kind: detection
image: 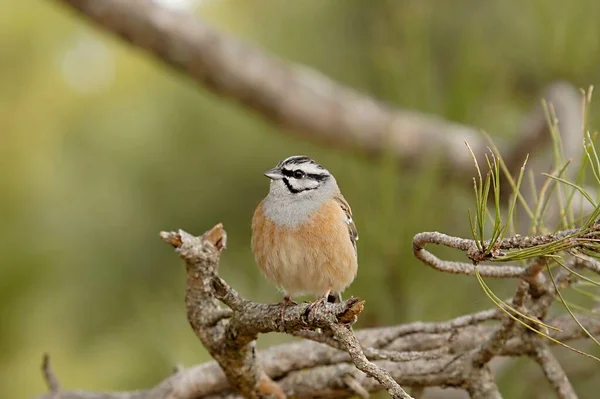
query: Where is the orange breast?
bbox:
[251,200,358,297]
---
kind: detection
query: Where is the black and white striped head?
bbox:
[262,156,339,226]
[264,155,332,195]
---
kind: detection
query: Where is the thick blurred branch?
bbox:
[50,0,581,177]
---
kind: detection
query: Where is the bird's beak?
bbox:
[264,167,284,180]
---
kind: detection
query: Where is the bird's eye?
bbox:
[293,170,305,179]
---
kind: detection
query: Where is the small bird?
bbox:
[251,155,358,317]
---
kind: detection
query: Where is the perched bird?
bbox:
[251,155,358,317]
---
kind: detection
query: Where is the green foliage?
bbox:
[466,87,600,363]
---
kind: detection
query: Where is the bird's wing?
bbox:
[333,192,358,255]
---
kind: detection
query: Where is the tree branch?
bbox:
[33,213,600,399]
[470,282,528,368]
[158,225,411,398]
[413,224,600,279]
[464,367,502,399]
[411,222,600,399]
[532,343,578,399]
[34,314,600,399]
[162,227,285,399]
[33,217,598,399]
[41,353,61,394]
[412,231,526,278]
[329,324,411,399]
[49,0,580,177]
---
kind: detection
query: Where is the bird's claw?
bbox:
[306,296,328,318]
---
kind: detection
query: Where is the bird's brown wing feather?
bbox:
[333,192,358,255]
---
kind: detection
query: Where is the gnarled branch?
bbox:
[159,225,412,398]
[36,224,600,399]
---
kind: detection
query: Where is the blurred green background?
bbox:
[2,0,599,398]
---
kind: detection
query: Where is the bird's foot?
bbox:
[306,293,329,318]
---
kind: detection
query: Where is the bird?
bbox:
[251,155,358,319]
